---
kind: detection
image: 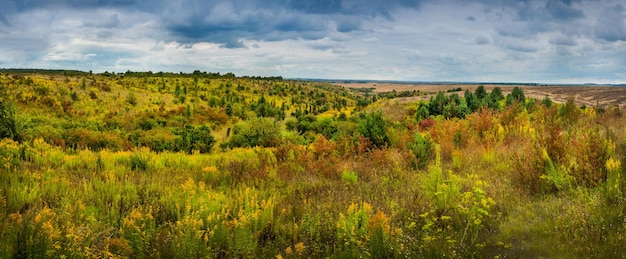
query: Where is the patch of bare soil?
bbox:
[335,82,626,108]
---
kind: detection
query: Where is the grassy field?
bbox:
[0,71,625,258]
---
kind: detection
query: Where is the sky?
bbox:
[0,0,625,84]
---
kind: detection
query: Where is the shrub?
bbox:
[130,152,148,171]
[540,148,573,192]
[541,95,553,107]
[408,131,435,169]
[357,110,388,149]
[559,97,580,126]
[126,91,138,106]
[509,87,525,104]
[605,157,621,203]
[0,99,18,141]
[229,118,282,148]
[416,102,430,121]
[341,170,358,184]
[175,125,215,154]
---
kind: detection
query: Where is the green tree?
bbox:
[429,91,448,116]
[357,110,388,148]
[475,85,487,100]
[511,87,525,103]
[559,97,580,125]
[0,89,19,140]
[408,131,435,169]
[416,102,430,121]
[464,90,480,112]
[541,95,553,107]
[490,87,504,102]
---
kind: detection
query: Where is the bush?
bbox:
[175,125,215,154]
[341,170,358,184]
[126,91,137,106]
[408,131,435,169]
[130,152,148,171]
[229,118,282,148]
[357,110,388,149]
[0,98,19,141]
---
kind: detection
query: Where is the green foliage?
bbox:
[341,170,358,184]
[475,85,487,100]
[421,146,462,214]
[604,157,621,203]
[541,95,553,107]
[408,131,435,169]
[0,99,19,141]
[130,152,149,171]
[426,86,518,119]
[252,94,285,120]
[229,117,282,148]
[126,91,138,106]
[0,71,625,258]
[540,148,573,192]
[510,86,525,103]
[416,102,430,121]
[559,97,580,125]
[175,125,215,154]
[357,110,388,148]
[490,87,504,102]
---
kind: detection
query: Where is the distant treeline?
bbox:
[0,68,89,76]
[0,68,283,81]
[114,70,283,81]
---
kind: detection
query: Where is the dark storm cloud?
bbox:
[165,7,329,48]
[545,0,584,20]
[595,4,626,42]
[5,0,136,10]
[287,0,421,16]
[0,12,10,26]
[515,0,584,21]
[159,0,423,47]
[287,0,343,14]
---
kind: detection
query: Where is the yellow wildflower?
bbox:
[294,242,305,254]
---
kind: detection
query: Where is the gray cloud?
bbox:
[84,13,120,28]
[545,0,584,20]
[475,34,491,45]
[164,7,330,48]
[0,0,625,83]
[0,12,10,26]
[505,41,539,53]
[595,4,626,42]
[550,35,577,46]
[4,0,136,10]
[157,0,423,48]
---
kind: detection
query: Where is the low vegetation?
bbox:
[0,70,624,258]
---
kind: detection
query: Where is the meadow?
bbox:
[0,70,624,258]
